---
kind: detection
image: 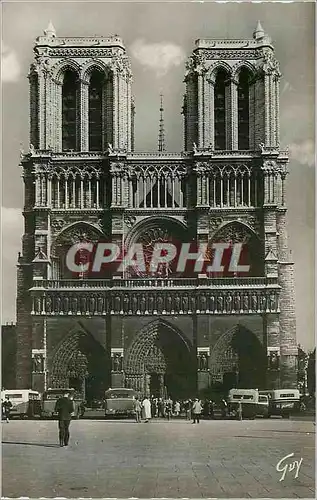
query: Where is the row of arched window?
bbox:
[214,67,252,150]
[62,69,104,152]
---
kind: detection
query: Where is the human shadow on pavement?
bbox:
[3,441,60,448]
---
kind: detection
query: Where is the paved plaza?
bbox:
[2,417,315,498]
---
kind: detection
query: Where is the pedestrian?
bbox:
[54,391,74,447]
[192,398,202,424]
[185,399,192,420]
[2,395,13,423]
[142,396,151,423]
[237,399,243,421]
[165,396,173,421]
[134,397,142,423]
[174,400,180,417]
[221,398,228,419]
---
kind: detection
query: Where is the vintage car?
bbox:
[104,387,138,418]
[41,388,85,419]
[259,389,300,418]
[227,389,269,419]
[1,389,42,419]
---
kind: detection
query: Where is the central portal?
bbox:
[125,320,195,399]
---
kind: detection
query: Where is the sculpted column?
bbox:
[230,77,239,150]
[80,78,89,152]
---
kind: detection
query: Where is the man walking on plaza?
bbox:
[54,392,74,447]
[192,398,202,424]
[134,397,142,423]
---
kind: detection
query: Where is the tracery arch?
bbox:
[124,319,194,398]
[124,216,189,278]
[208,221,263,277]
[51,222,105,279]
[210,324,266,389]
[49,325,109,401]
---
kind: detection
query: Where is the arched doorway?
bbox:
[210,325,266,392]
[49,326,109,404]
[124,320,195,399]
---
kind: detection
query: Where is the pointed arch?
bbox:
[62,68,80,151]
[209,220,263,277]
[53,60,81,85]
[214,67,230,150]
[51,222,106,280]
[210,324,266,389]
[124,319,194,398]
[237,66,253,150]
[49,323,109,400]
[81,60,112,83]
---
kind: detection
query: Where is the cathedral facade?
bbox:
[16,22,297,401]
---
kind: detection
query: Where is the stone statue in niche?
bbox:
[112,354,123,372]
[148,295,154,312]
[226,294,232,312]
[32,354,44,373]
[269,351,279,370]
[269,294,277,311]
[209,295,215,312]
[97,297,103,313]
[123,294,129,312]
[191,296,196,312]
[174,295,180,312]
[132,296,138,313]
[198,353,208,371]
[157,295,163,312]
[46,296,52,314]
[217,295,223,312]
[182,295,189,313]
[200,295,206,311]
[140,295,146,313]
[243,294,249,311]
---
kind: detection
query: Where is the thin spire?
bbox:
[253,20,265,40]
[44,21,56,37]
[158,93,165,152]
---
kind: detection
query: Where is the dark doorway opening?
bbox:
[150,373,161,398]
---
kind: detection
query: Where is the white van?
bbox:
[227,389,269,419]
[1,389,41,419]
[259,389,300,418]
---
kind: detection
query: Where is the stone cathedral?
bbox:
[16,22,298,401]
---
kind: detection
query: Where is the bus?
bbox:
[41,388,85,419]
[227,389,269,419]
[104,388,138,418]
[259,389,300,418]
[1,389,41,419]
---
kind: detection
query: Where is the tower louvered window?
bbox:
[89,71,103,151]
[214,70,227,150]
[238,68,251,150]
[62,70,79,151]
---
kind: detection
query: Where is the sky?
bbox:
[1,1,315,350]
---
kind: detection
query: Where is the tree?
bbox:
[307,349,316,397]
[297,344,308,394]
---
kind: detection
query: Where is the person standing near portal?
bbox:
[54,392,74,447]
[2,396,12,423]
[142,396,151,423]
[192,398,203,424]
[134,397,142,423]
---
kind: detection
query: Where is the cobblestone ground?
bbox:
[2,417,315,498]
